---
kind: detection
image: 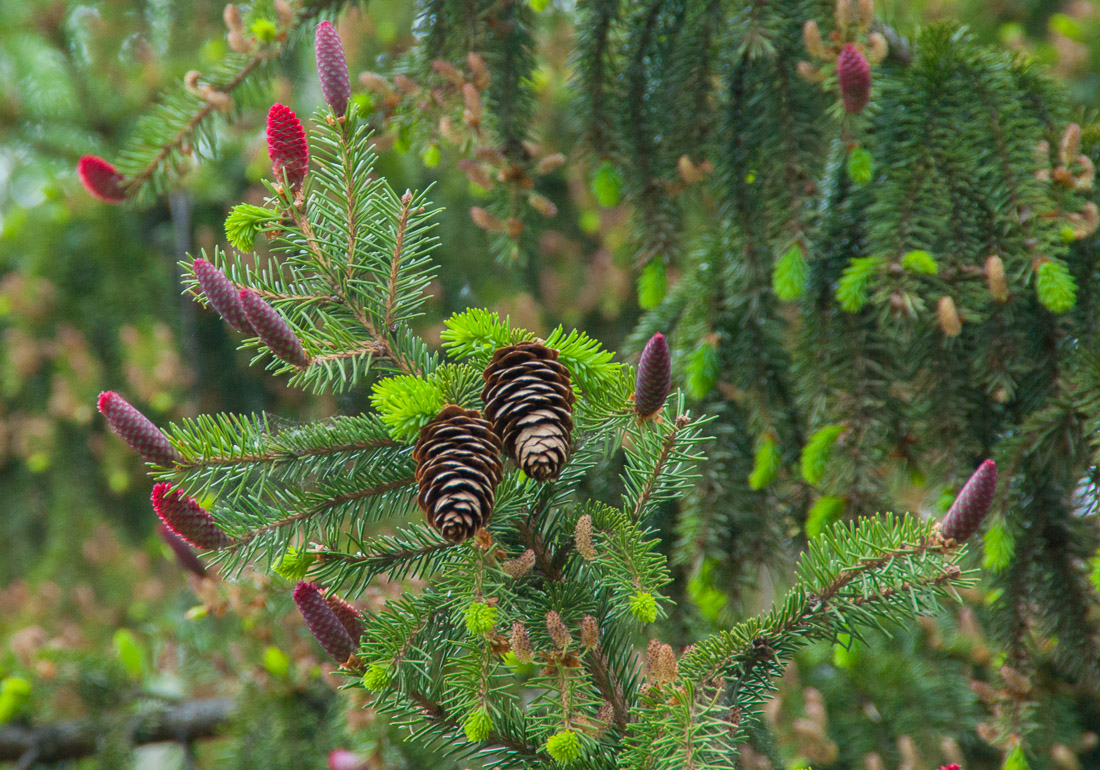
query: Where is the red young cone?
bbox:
[156,524,208,578]
[940,460,997,542]
[315,21,351,115]
[837,44,871,114]
[266,103,310,189]
[933,766,962,770]
[239,288,310,367]
[193,258,254,334]
[294,581,356,663]
[325,592,364,646]
[151,483,235,550]
[97,391,181,467]
[635,332,672,416]
[77,155,128,203]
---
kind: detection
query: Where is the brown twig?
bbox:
[0,698,234,765]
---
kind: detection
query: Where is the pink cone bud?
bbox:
[77,155,128,203]
[325,592,364,646]
[837,44,871,114]
[266,103,310,189]
[157,524,208,578]
[315,22,351,115]
[193,258,254,334]
[239,288,310,367]
[294,581,356,663]
[97,391,180,467]
[635,332,672,416]
[151,483,234,550]
[940,460,997,542]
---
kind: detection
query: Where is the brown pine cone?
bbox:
[481,342,575,482]
[413,405,503,543]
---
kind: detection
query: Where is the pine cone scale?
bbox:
[414,406,503,543]
[481,342,575,482]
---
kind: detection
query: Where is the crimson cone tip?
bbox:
[265,103,310,188]
[77,155,129,203]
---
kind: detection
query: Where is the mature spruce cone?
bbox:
[481,342,575,481]
[940,459,997,542]
[413,405,503,543]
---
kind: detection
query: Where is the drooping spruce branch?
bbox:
[111,0,357,200]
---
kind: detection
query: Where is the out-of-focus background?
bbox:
[0,1,1098,768]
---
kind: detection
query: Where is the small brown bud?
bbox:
[868,32,888,63]
[580,615,600,649]
[1082,201,1100,235]
[223,4,244,34]
[1075,154,1095,189]
[459,159,493,190]
[864,753,887,770]
[431,58,464,86]
[502,548,536,578]
[802,20,826,58]
[274,0,293,27]
[528,193,558,218]
[511,621,534,663]
[475,146,506,166]
[857,0,874,27]
[546,611,572,649]
[1061,123,1081,167]
[358,72,395,98]
[227,28,252,54]
[438,116,462,144]
[462,83,482,127]
[470,206,505,232]
[999,664,1031,696]
[504,217,524,239]
[467,52,490,89]
[835,0,853,29]
[677,155,707,184]
[1051,744,1080,770]
[184,70,202,95]
[937,295,962,337]
[797,60,825,82]
[969,679,999,704]
[646,638,662,670]
[575,514,597,561]
[648,641,677,685]
[393,74,420,95]
[985,255,1009,302]
[201,86,233,112]
[536,153,566,174]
